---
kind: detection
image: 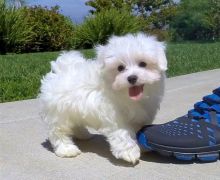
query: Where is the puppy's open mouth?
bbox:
[128,85,144,101]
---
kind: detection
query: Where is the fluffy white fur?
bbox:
[39,33,167,164]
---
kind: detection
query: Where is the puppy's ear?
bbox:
[157,42,167,71]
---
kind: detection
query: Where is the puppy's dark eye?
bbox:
[117,65,125,72]
[139,61,147,68]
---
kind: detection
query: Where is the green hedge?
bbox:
[18,6,75,52]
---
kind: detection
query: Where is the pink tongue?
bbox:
[129,85,144,100]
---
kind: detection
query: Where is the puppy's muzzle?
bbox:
[127,75,138,85]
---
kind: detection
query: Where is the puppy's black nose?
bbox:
[127,75,138,85]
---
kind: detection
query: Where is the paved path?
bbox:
[1,69,220,180]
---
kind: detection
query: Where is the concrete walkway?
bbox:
[1,69,220,180]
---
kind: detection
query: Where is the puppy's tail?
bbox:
[51,51,86,74]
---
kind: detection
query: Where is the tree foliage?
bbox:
[135,0,177,30]
[86,0,177,31]
[171,0,220,40]
[86,0,133,13]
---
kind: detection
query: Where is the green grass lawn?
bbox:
[167,42,220,77]
[0,42,220,103]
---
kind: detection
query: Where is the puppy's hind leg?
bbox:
[49,125,81,158]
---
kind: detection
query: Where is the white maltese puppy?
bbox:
[39,33,167,164]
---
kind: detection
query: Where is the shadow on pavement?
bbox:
[41,135,209,166]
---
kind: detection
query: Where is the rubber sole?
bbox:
[137,131,220,162]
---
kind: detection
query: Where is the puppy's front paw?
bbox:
[107,129,141,164]
[54,143,81,158]
[112,143,140,164]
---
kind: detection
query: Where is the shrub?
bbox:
[73,9,143,49]
[0,0,34,54]
[18,6,75,52]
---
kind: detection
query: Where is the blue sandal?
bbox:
[137,87,220,162]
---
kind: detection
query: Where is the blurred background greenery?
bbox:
[0,0,220,102]
[0,0,219,54]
